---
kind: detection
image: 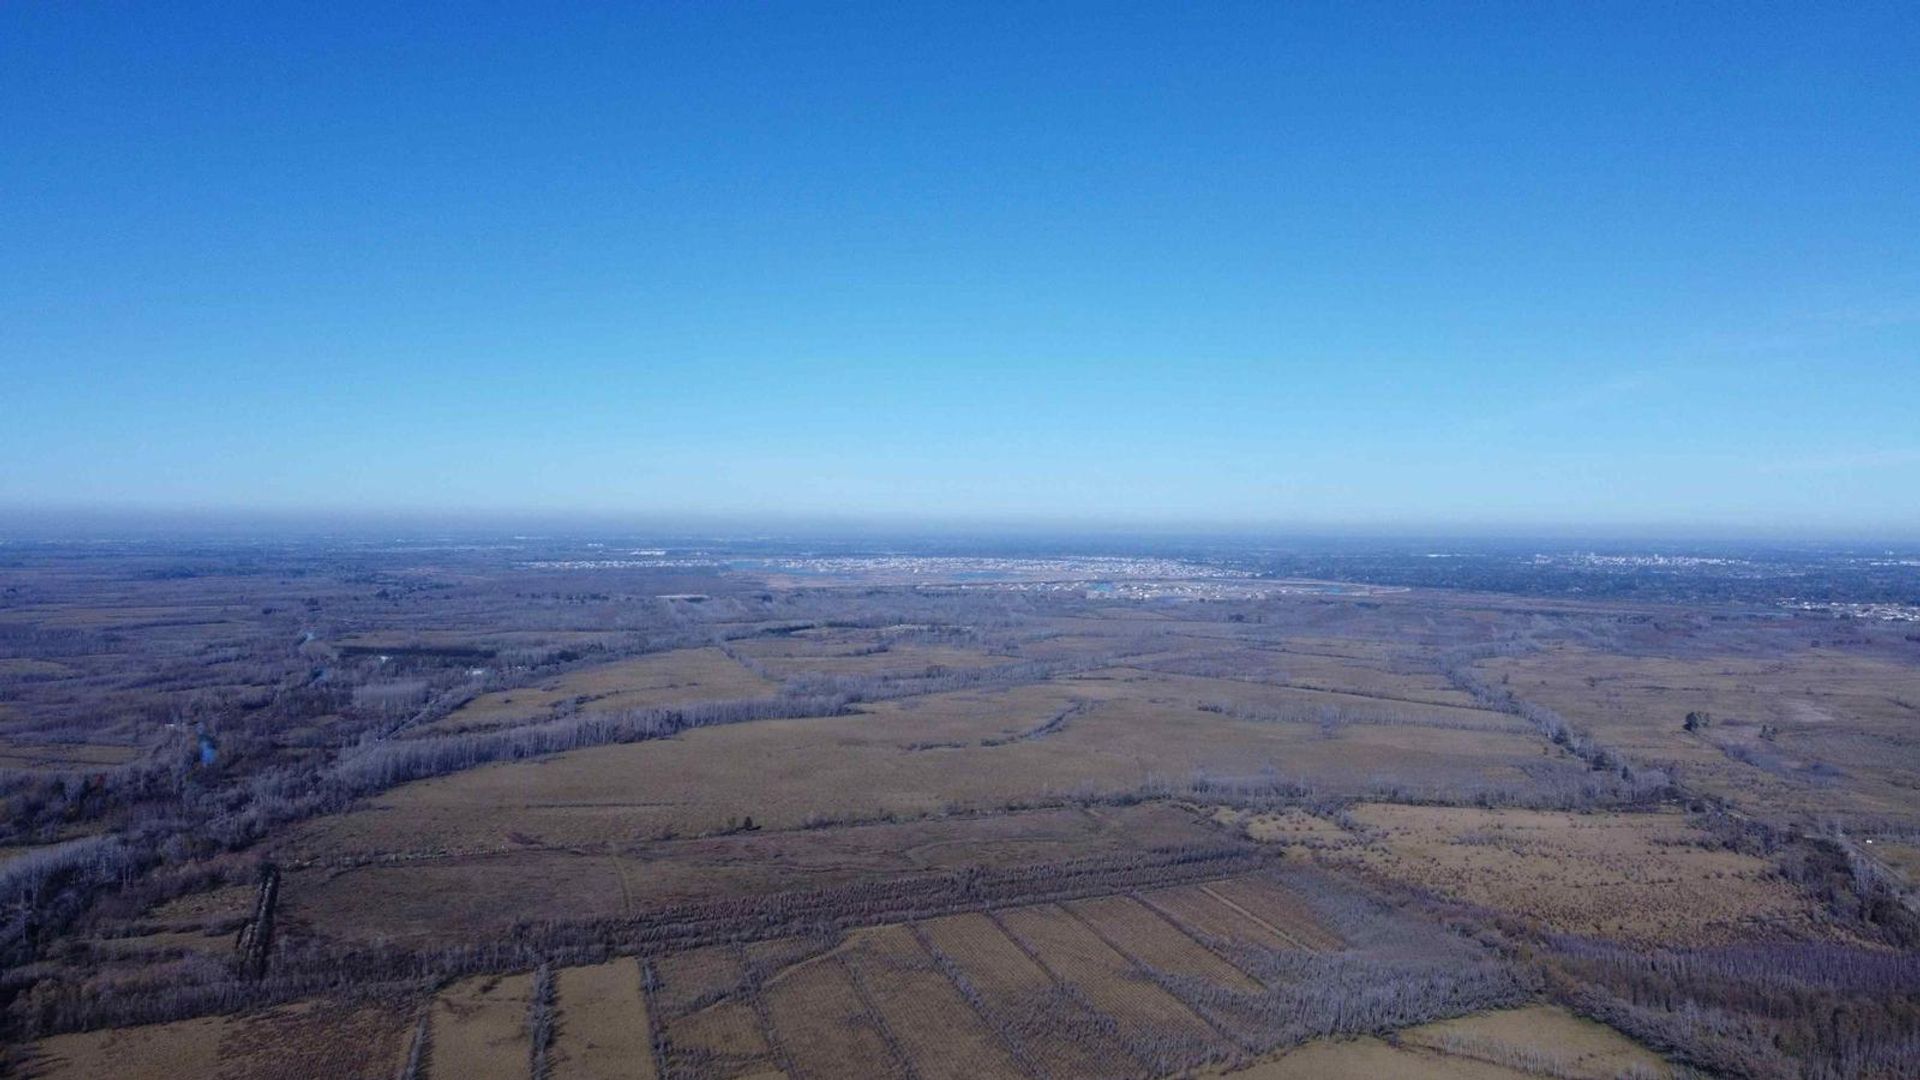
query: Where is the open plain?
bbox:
[2,539,1917,1079]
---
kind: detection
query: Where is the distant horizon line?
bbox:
[3,502,1918,547]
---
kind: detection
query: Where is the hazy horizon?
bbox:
[5,502,1920,548]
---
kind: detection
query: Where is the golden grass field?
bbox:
[286,666,1552,862]
[429,972,536,1080]
[14,551,1915,1080]
[550,959,656,1080]
[21,859,1679,1080]
[1479,646,1920,829]
[279,802,1213,943]
[1321,804,1827,944]
[1212,1002,1670,1079]
[420,647,777,734]
[26,1001,410,1080]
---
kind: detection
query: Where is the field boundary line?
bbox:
[1197,882,1315,952]
[904,921,1045,1080]
[1058,900,1248,1054]
[638,958,669,1080]
[837,952,924,1080]
[984,908,1150,1078]
[733,943,799,1080]
[1129,890,1273,986]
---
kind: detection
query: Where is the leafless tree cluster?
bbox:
[1544,936,1920,1080]
[979,699,1091,746]
[526,961,555,1080]
[7,844,1270,1039]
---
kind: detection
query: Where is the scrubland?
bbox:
[2,541,1916,1078]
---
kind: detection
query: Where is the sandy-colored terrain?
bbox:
[1324,804,1824,943]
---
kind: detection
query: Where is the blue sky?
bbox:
[4,3,1917,534]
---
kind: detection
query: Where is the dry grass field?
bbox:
[840,925,1028,1080]
[420,647,778,734]
[280,803,1217,943]
[724,630,1011,678]
[1212,1003,1672,1079]
[280,665,1577,879]
[8,542,1917,1079]
[997,903,1221,1052]
[758,949,898,1078]
[1400,1004,1674,1079]
[1210,805,1354,845]
[1322,804,1825,944]
[1217,1035,1545,1079]
[550,958,656,1080]
[19,856,1671,1080]
[429,972,537,1080]
[914,911,1139,1078]
[0,739,142,770]
[24,1001,409,1080]
[1479,646,1920,830]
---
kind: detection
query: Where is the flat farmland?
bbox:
[429,972,536,1080]
[759,952,899,1079]
[24,859,1659,1080]
[659,996,777,1079]
[280,803,1219,943]
[1137,882,1296,954]
[913,911,1137,1078]
[839,925,1026,1080]
[24,1002,409,1080]
[1322,803,1826,943]
[283,672,1575,869]
[420,647,778,734]
[1130,646,1482,709]
[993,903,1221,1064]
[653,944,747,1017]
[1212,1003,1674,1079]
[7,541,1903,1080]
[1478,646,1920,829]
[724,630,1011,678]
[550,958,656,1080]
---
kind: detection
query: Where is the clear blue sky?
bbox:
[4,2,1917,535]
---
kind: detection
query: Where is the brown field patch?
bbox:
[1064,894,1261,990]
[423,647,777,733]
[1401,1003,1671,1079]
[1138,882,1297,953]
[1213,806,1355,847]
[1133,647,1480,709]
[292,674,1572,871]
[1869,838,1920,886]
[1197,877,1343,952]
[841,925,1025,1080]
[1213,1034,1538,1079]
[552,958,656,1080]
[0,658,75,678]
[727,635,1006,678]
[24,1001,409,1080]
[760,952,900,1079]
[1326,804,1823,944]
[1480,646,1920,829]
[654,945,748,1017]
[429,972,535,1080]
[913,912,1136,1078]
[26,1016,227,1079]
[660,998,775,1080]
[280,805,1219,944]
[994,904,1216,1047]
